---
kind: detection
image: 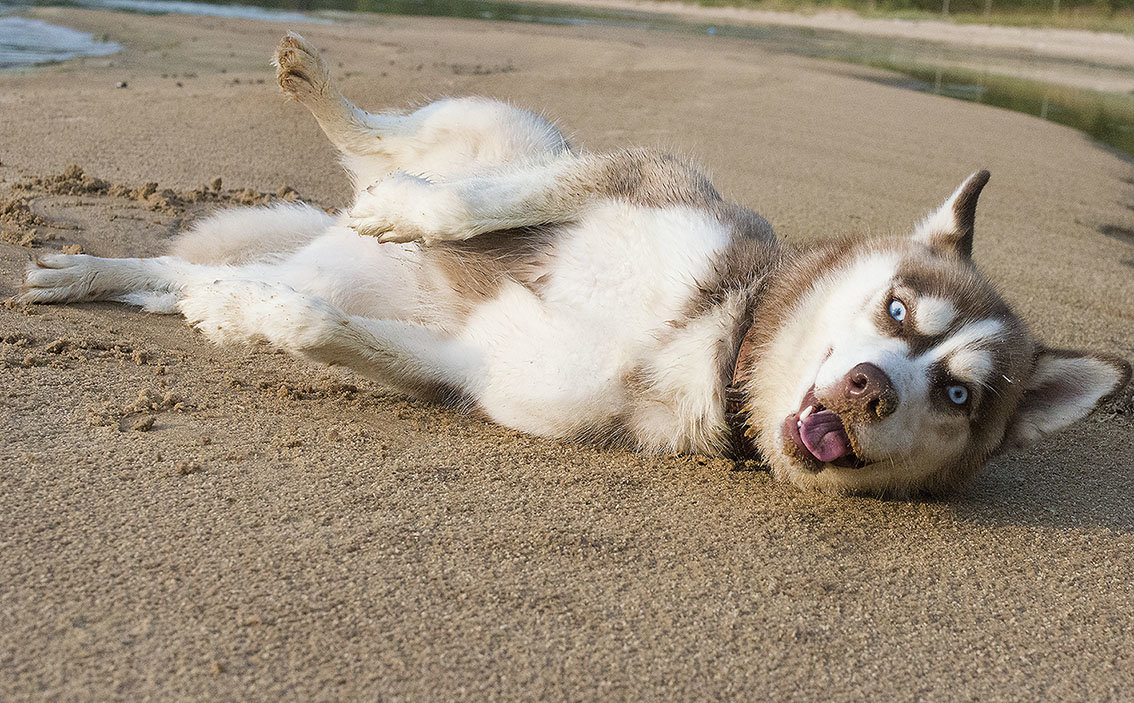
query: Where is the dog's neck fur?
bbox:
[704,234,796,461]
[724,322,761,460]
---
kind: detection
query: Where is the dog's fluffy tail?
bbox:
[171,202,336,265]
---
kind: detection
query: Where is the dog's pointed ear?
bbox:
[912,170,991,260]
[1003,347,1131,449]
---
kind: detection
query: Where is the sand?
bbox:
[1,8,1132,702]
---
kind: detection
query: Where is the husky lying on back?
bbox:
[22,33,1130,496]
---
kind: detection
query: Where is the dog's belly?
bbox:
[281,225,428,321]
[538,202,732,341]
[454,202,735,439]
[457,282,630,436]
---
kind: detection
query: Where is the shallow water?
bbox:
[0,11,120,67]
[0,0,329,70]
[861,62,1134,158]
[41,0,330,22]
[5,0,1133,156]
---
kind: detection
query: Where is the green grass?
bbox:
[863,8,1134,33]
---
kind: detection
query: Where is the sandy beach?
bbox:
[1,7,1132,701]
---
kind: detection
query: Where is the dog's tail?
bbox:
[171,202,335,265]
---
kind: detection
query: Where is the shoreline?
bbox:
[532,0,1134,68]
[7,2,1133,94]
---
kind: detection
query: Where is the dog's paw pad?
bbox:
[273,32,328,101]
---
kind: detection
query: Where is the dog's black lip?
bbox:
[784,385,868,470]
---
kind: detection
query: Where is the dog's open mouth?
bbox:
[782,387,865,470]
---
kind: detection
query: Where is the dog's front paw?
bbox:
[348,172,460,245]
[22,254,103,304]
[273,32,330,102]
[179,280,343,350]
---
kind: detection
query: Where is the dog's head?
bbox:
[742,171,1131,496]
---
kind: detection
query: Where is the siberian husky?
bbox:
[21,33,1130,496]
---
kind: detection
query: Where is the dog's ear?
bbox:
[912,170,990,260]
[1003,347,1131,449]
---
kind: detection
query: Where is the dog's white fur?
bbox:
[21,33,1130,496]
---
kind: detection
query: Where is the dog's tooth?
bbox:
[799,405,814,422]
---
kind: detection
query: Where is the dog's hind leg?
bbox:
[21,249,477,399]
[273,33,393,164]
[273,33,569,188]
[178,279,481,401]
[23,254,185,307]
[20,253,259,311]
[22,202,338,309]
[170,201,335,266]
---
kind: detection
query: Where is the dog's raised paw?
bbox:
[273,32,329,102]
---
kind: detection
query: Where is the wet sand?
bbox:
[1,8,1132,701]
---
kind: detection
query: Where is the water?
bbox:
[37,0,331,22]
[3,0,1131,156]
[0,0,328,70]
[0,12,120,67]
[861,62,1134,158]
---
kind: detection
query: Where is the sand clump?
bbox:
[0,332,38,367]
[3,166,311,254]
[0,332,32,347]
[13,165,303,214]
[123,388,191,414]
[175,461,202,475]
[270,380,360,402]
[84,387,195,433]
[1,335,155,369]
[0,196,72,247]
[1101,382,1134,418]
[0,197,52,229]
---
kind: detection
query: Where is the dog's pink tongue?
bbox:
[800,410,852,463]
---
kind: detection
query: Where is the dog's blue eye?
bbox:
[888,299,906,322]
[947,385,968,405]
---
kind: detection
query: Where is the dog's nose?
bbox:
[841,362,898,420]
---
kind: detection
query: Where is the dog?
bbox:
[21,33,1130,497]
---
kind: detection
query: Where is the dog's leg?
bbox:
[273,33,569,186]
[23,254,187,306]
[20,253,252,309]
[273,33,396,160]
[178,280,480,400]
[348,154,600,243]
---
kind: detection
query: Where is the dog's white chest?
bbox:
[458,202,733,439]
